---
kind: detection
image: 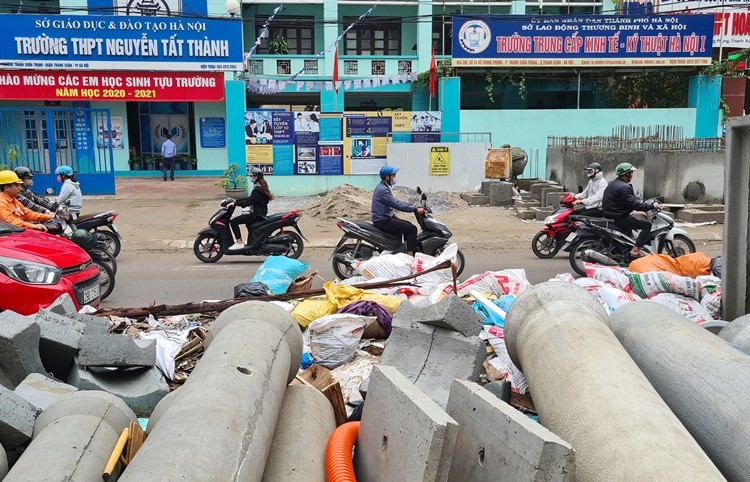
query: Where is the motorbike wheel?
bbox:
[90,248,117,276]
[193,234,223,263]
[94,229,121,258]
[92,258,115,301]
[531,231,562,259]
[275,230,304,259]
[332,244,372,280]
[569,237,607,277]
[658,234,696,257]
[434,246,466,277]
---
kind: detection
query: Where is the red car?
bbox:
[0,221,100,315]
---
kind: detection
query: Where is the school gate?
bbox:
[0,107,115,195]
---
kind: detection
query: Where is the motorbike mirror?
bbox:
[220,198,234,207]
[421,193,427,201]
[416,187,422,194]
[46,187,54,195]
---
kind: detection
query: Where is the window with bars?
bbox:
[276,59,291,75]
[344,60,359,75]
[248,59,264,75]
[344,17,401,55]
[397,60,412,74]
[371,60,385,75]
[255,17,315,55]
[432,20,452,55]
[303,59,319,74]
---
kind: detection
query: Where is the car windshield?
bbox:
[0,221,23,235]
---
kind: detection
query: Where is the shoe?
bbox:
[228,242,245,251]
[170,178,174,181]
[163,178,167,181]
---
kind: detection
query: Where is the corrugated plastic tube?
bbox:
[325,421,360,482]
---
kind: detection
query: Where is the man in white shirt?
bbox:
[573,162,607,217]
[161,134,177,181]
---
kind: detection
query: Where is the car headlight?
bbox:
[0,256,62,285]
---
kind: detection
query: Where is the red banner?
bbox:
[0,71,225,102]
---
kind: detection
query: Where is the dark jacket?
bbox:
[235,183,269,219]
[19,187,56,214]
[371,181,415,224]
[602,178,652,219]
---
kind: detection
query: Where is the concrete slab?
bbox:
[0,443,7,480]
[393,295,484,337]
[67,363,169,417]
[532,207,555,221]
[34,311,87,380]
[0,311,47,387]
[482,181,514,207]
[0,385,38,449]
[354,366,458,482]
[43,293,77,317]
[514,209,537,220]
[675,208,725,224]
[541,186,565,207]
[530,183,550,201]
[13,373,78,412]
[684,204,725,212]
[446,380,575,481]
[517,179,542,191]
[378,326,485,409]
[460,193,489,206]
[546,191,567,208]
[78,334,156,368]
[513,199,541,209]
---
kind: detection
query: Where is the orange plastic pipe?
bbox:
[325,421,360,482]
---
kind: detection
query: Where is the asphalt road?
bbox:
[100,246,576,309]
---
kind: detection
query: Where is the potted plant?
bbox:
[269,35,289,55]
[217,163,248,198]
[176,155,197,170]
[128,156,143,171]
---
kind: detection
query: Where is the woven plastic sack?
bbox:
[250,256,309,295]
[308,314,374,369]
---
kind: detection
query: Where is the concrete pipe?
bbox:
[4,391,136,481]
[718,313,750,355]
[261,384,336,482]
[610,301,750,481]
[120,301,303,482]
[0,443,7,479]
[504,282,725,481]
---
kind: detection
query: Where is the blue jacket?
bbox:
[372,181,415,224]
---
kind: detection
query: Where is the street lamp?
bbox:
[225,0,241,17]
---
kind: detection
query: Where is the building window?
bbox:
[276,59,291,75]
[344,17,401,55]
[432,19,452,55]
[344,60,359,75]
[372,60,385,75]
[255,17,315,55]
[303,59,319,74]
[397,60,412,74]
[249,60,264,75]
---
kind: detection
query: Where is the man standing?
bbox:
[0,170,54,231]
[161,134,177,181]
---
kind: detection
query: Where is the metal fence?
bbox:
[388,131,492,144]
[548,125,724,152]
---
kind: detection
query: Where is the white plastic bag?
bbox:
[414,243,459,284]
[308,314,375,369]
[353,253,414,280]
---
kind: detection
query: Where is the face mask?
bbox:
[390,178,397,186]
[57,175,63,183]
[26,179,33,187]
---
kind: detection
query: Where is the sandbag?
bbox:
[648,293,714,324]
[628,271,702,300]
[628,252,711,278]
[323,281,403,313]
[291,297,337,329]
[308,314,373,369]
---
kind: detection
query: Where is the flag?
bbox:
[333,45,340,93]
[429,46,437,98]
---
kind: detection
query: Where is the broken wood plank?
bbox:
[297,365,348,427]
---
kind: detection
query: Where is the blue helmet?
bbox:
[55,165,73,176]
[379,165,399,180]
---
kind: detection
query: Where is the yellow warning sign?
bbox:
[429,146,450,176]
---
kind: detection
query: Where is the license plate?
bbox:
[82,284,100,304]
[565,232,577,242]
[110,223,119,234]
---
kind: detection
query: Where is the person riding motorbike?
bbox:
[0,170,54,231]
[55,165,82,216]
[573,162,606,217]
[226,167,272,251]
[13,166,59,216]
[371,165,425,256]
[601,162,661,258]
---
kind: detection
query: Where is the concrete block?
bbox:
[675,208,725,224]
[482,181,514,207]
[13,373,78,412]
[516,178,541,192]
[379,326,485,409]
[43,293,77,316]
[34,310,87,380]
[460,193,489,206]
[513,199,541,209]
[482,380,511,401]
[0,385,38,449]
[532,207,555,221]
[685,204,725,212]
[78,334,156,368]
[541,185,565,207]
[393,295,483,337]
[546,191,567,208]
[530,182,550,201]
[354,366,458,482]
[67,363,169,417]
[514,209,537,220]
[0,311,47,387]
[0,443,7,480]
[446,380,575,482]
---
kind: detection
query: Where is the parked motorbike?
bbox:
[532,192,578,259]
[73,210,122,258]
[331,188,465,280]
[193,199,307,263]
[563,202,696,276]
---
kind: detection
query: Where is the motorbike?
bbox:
[73,210,122,258]
[532,192,578,259]
[330,188,466,280]
[563,202,696,277]
[193,199,307,263]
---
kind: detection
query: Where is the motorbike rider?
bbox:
[573,162,606,217]
[602,162,661,258]
[13,166,59,216]
[55,165,82,216]
[227,167,272,251]
[371,165,426,256]
[0,170,54,231]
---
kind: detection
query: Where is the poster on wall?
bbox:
[411,112,442,143]
[319,143,343,175]
[96,116,124,149]
[273,145,294,175]
[296,146,318,174]
[245,110,277,145]
[199,117,226,149]
[344,114,392,174]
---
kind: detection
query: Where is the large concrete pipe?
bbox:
[610,301,750,481]
[262,384,336,481]
[4,391,136,481]
[120,301,303,482]
[504,282,724,481]
[0,443,7,479]
[718,313,750,355]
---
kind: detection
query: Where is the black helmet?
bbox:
[71,229,96,250]
[249,167,263,179]
[585,162,602,179]
[13,166,33,180]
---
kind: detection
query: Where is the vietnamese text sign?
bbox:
[658,0,750,48]
[0,71,225,101]
[199,117,226,148]
[430,146,450,175]
[0,14,243,71]
[452,14,714,67]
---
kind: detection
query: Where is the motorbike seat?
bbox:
[74,213,96,223]
[343,219,403,243]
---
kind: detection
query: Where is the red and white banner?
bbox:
[0,71,225,101]
[659,0,750,48]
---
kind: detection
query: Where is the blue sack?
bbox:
[250,256,309,295]
[472,294,517,327]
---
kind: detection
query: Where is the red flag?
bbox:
[333,45,339,93]
[429,46,437,98]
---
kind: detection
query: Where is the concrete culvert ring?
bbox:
[683,181,705,202]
